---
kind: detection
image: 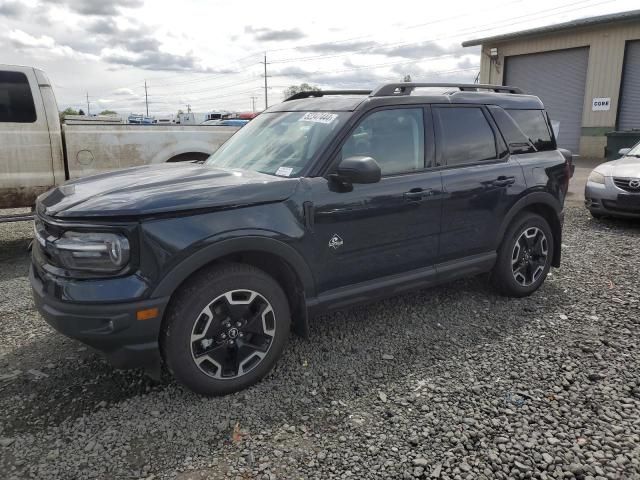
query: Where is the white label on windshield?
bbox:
[300,112,338,124]
[276,166,294,177]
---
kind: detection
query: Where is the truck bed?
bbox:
[63,124,238,179]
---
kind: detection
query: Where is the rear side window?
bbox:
[488,106,536,154]
[434,107,497,166]
[506,109,554,151]
[0,71,37,123]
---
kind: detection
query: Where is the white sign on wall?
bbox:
[592,97,611,111]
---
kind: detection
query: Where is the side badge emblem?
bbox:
[328,234,344,250]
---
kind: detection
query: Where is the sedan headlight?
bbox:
[51,231,130,272]
[588,171,605,184]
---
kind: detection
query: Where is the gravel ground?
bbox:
[0,207,639,480]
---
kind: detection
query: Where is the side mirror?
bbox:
[618,148,631,157]
[336,156,381,184]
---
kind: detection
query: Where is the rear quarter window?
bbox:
[506,109,554,151]
[0,71,37,123]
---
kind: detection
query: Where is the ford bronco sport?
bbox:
[30,83,571,396]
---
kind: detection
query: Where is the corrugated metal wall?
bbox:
[618,40,640,130]
[505,48,589,153]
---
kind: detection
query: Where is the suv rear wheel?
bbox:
[491,213,554,297]
[162,263,291,396]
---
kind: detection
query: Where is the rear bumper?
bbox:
[30,266,169,373]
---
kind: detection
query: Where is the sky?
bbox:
[0,0,637,116]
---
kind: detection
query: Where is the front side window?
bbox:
[341,108,425,175]
[206,111,347,177]
[435,107,497,166]
[506,109,554,151]
[0,71,37,123]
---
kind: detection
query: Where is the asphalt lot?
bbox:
[0,199,639,479]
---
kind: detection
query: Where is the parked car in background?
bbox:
[31,83,572,396]
[155,114,176,124]
[202,119,249,127]
[0,65,238,220]
[238,112,260,120]
[585,141,640,219]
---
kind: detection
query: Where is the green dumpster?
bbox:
[605,130,640,160]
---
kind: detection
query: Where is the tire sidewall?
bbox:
[164,266,290,396]
[496,214,554,297]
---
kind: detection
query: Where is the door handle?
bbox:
[492,176,516,187]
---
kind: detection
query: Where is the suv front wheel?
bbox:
[162,264,291,396]
[491,213,554,297]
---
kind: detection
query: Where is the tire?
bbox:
[589,210,604,219]
[491,213,554,297]
[161,263,291,396]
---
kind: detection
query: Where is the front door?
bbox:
[305,107,443,293]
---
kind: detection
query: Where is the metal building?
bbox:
[462,10,640,158]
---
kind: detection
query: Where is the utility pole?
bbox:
[261,53,269,110]
[144,80,149,117]
[250,96,258,112]
[86,92,90,115]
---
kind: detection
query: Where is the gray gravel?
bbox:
[1,207,639,480]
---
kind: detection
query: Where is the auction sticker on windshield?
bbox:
[300,112,338,124]
[275,166,294,177]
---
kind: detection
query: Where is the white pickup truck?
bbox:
[0,65,238,221]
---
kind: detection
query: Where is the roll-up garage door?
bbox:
[618,40,640,131]
[504,47,589,154]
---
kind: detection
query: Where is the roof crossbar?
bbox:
[284,90,372,101]
[371,83,523,96]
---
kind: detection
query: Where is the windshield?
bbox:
[628,141,640,157]
[206,111,347,177]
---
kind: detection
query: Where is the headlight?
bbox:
[51,231,130,272]
[588,171,605,184]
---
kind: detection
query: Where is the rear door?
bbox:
[0,67,54,208]
[435,105,526,264]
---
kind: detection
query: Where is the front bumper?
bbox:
[30,266,170,374]
[585,179,640,218]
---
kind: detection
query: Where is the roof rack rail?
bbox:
[371,83,523,96]
[284,90,372,101]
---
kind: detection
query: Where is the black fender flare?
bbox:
[151,235,316,300]
[496,192,563,266]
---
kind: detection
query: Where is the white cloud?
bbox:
[2,0,637,114]
[6,29,97,60]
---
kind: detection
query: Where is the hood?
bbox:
[595,155,640,178]
[39,163,299,218]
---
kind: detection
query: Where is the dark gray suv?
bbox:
[31,83,572,396]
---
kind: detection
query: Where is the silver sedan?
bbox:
[585,142,640,219]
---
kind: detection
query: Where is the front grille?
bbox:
[613,177,640,193]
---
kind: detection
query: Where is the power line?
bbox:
[88,0,614,111]
[100,0,611,98]
[269,0,613,64]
